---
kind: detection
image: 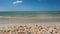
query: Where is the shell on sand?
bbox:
[0,24,60,34]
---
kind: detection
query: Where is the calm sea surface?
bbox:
[0,11,60,17]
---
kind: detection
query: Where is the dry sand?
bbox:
[0,24,60,34]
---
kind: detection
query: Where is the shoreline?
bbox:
[0,16,60,26]
[0,16,60,19]
[0,16,60,24]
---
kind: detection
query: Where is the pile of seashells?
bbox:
[0,24,60,34]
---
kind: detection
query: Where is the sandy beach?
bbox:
[0,23,60,34]
[0,17,60,24]
[0,17,60,34]
[0,17,60,26]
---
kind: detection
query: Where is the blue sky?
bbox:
[0,0,60,11]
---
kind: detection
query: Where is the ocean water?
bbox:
[0,11,60,17]
[0,11,60,24]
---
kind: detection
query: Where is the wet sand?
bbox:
[0,17,60,24]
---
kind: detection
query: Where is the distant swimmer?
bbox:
[13,0,23,4]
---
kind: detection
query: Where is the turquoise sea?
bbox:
[0,11,60,17]
[0,11,60,24]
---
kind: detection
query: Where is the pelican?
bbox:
[13,0,23,4]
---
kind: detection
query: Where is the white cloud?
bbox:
[13,0,23,4]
